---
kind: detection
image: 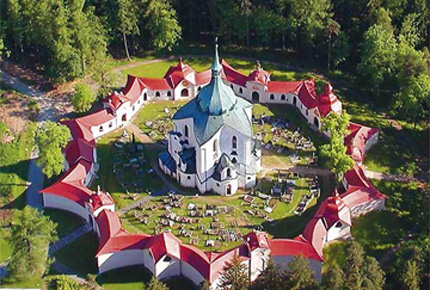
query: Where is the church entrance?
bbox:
[181,88,189,97]
[226,184,232,195]
[252,91,260,102]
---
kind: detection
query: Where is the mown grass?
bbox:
[0,123,36,209]
[0,237,12,264]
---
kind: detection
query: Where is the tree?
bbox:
[35,121,71,178]
[144,0,181,51]
[400,260,420,290]
[362,256,385,290]
[358,24,397,97]
[116,0,139,60]
[5,206,57,281]
[285,256,318,290]
[320,112,354,181]
[146,276,168,290]
[198,279,210,290]
[344,241,365,289]
[72,83,97,113]
[251,257,284,290]
[344,241,385,290]
[393,74,430,126]
[325,18,340,70]
[322,264,344,290]
[218,254,249,290]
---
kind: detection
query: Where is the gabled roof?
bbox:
[61,119,95,144]
[248,65,270,85]
[144,232,182,263]
[302,217,327,259]
[96,209,149,257]
[344,123,380,163]
[88,191,115,211]
[39,160,94,205]
[64,138,95,166]
[298,79,318,109]
[243,231,270,251]
[317,83,342,117]
[318,193,352,227]
[221,59,248,87]
[164,58,196,87]
[195,70,212,86]
[270,238,323,262]
[75,109,115,128]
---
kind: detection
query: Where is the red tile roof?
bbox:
[139,77,172,91]
[345,123,380,163]
[317,83,342,117]
[267,81,303,94]
[248,68,270,85]
[302,217,327,259]
[164,58,196,87]
[88,191,115,211]
[144,232,182,262]
[270,238,323,262]
[61,119,95,144]
[243,231,271,251]
[221,59,248,87]
[76,109,115,128]
[64,138,95,166]
[96,209,149,257]
[195,70,212,86]
[298,79,318,109]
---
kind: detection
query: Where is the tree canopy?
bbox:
[35,121,71,178]
[4,206,57,281]
[72,83,97,113]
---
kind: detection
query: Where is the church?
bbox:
[158,44,262,195]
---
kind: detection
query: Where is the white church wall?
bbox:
[97,250,145,274]
[43,193,90,223]
[326,222,351,242]
[156,256,181,279]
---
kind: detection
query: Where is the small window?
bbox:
[132,105,135,111]
[281,94,286,100]
[213,139,218,152]
[239,88,243,94]
[270,94,274,100]
[144,93,148,100]
[99,126,103,132]
[335,222,343,228]
[232,136,237,149]
[138,100,140,104]
[184,125,189,138]
[187,176,191,180]
[247,177,251,180]
[230,84,234,90]
[217,183,220,187]
[163,256,172,262]
[227,168,232,178]
[198,86,202,92]
[232,157,237,163]
[108,122,113,128]
[156,91,160,97]
[167,91,172,97]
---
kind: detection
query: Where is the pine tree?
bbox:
[400,260,420,290]
[285,256,318,290]
[251,257,284,290]
[218,254,249,290]
[362,256,385,290]
[146,276,168,290]
[322,264,344,290]
[5,207,57,281]
[344,241,365,290]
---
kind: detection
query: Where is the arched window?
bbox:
[227,168,232,178]
[198,86,202,92]
[213,139,217,152]
[155,91,160,97]
[144,93,148,101]
[230,84,234,90]
[270,94,275,100]
[227,184,232,195]
[167,91,172,97]
[239,88,243,94]
[232,157,237,163]
[181,89,189,97]
[184,125,189,137]
[109,122,113,128]
[252,91,260,102]
[232,136,237,149]
[281,94,286,100]
[99,126,103,132]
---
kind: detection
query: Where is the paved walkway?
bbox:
[364,169,419,183]
[48,223,92,255]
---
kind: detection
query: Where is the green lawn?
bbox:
[0,237,12,264]
[0,277,45,289]
[351,179,422,259]
[0,123,35,209]
[44,209,85,238]
[91,130,163,209]
[52,232,98,276]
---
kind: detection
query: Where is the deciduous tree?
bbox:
[72,83,97,113]
[35,121,71,178]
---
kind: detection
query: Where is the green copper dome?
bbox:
[196,42,237,116]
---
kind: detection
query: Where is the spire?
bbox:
[211,37,222,74]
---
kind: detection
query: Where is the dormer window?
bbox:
[232,136,237,149]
